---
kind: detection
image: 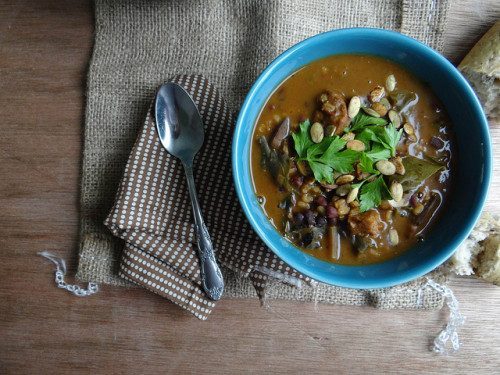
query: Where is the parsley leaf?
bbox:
[290,123,359,182]
[372,123,403,157]
[358,176,391,212]
[365,144,391,161]
[306,136,338,160]
[319,136,347,160]
[308,161,334,183]
[358,152,378,174]
[348,112,388,133]
[291,120,313,158]
[355,127,381,148]
[319,149,359,173]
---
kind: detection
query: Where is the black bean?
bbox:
[316,216,327,227]
[294,212,304,226]
[304,210,317,226]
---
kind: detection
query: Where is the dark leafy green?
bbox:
[258,136,292,191]
[392,155,444,191]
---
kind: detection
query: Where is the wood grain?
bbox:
[0,1,499,373]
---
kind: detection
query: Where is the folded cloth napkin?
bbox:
[105,74,314,319]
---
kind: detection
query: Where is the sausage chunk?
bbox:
[347,210,384,237]
[319,91,350,134]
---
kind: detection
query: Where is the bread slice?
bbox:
[458,21,499,120]
[449,212,500,285]
[476,235,500,285]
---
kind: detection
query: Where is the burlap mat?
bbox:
[77,0,451,316]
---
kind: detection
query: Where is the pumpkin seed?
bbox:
[310,122,324,143]
[379,97,391,110]
[407,134,417,143]
[361,107,381,118]
[390,181,404,202]
[388,110,401,128]
[336,174,355,185]
[341,132,355,141]
[335,184,351,197]
[403,123,415,135]
[391,156,405,175]
[369,86,385,102]
[346,139,366,152]
[386,74,396,92]
[346,187,359,204]
[376,160,396,175]
[320,182,338,191]
[348,96,361,118]
[389,229,399,245]
[372,102,388,117]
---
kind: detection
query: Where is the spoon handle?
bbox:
[183,163,224,301]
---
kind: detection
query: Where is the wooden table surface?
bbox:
[0,1,499,373]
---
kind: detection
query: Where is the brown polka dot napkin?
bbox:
[105,75,312,319]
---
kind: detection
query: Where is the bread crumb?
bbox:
[449,212,500,284]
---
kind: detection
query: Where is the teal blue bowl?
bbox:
[232,28,492,288]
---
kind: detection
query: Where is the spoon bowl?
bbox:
[155,83,204,163]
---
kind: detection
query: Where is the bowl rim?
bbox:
[232,27,492,288]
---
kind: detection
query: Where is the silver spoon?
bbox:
[155,82,224,301]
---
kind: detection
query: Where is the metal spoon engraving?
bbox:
[155,82,224,301]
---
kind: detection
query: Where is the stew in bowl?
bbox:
[232,28,491,288]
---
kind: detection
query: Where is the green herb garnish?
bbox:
[292,121,361,183]
[358,176,391,212]
[372,123,403,157]
[291,120,313,158]
[365,144,391,162]
[348,112,388,133]
[358,152,378,174]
